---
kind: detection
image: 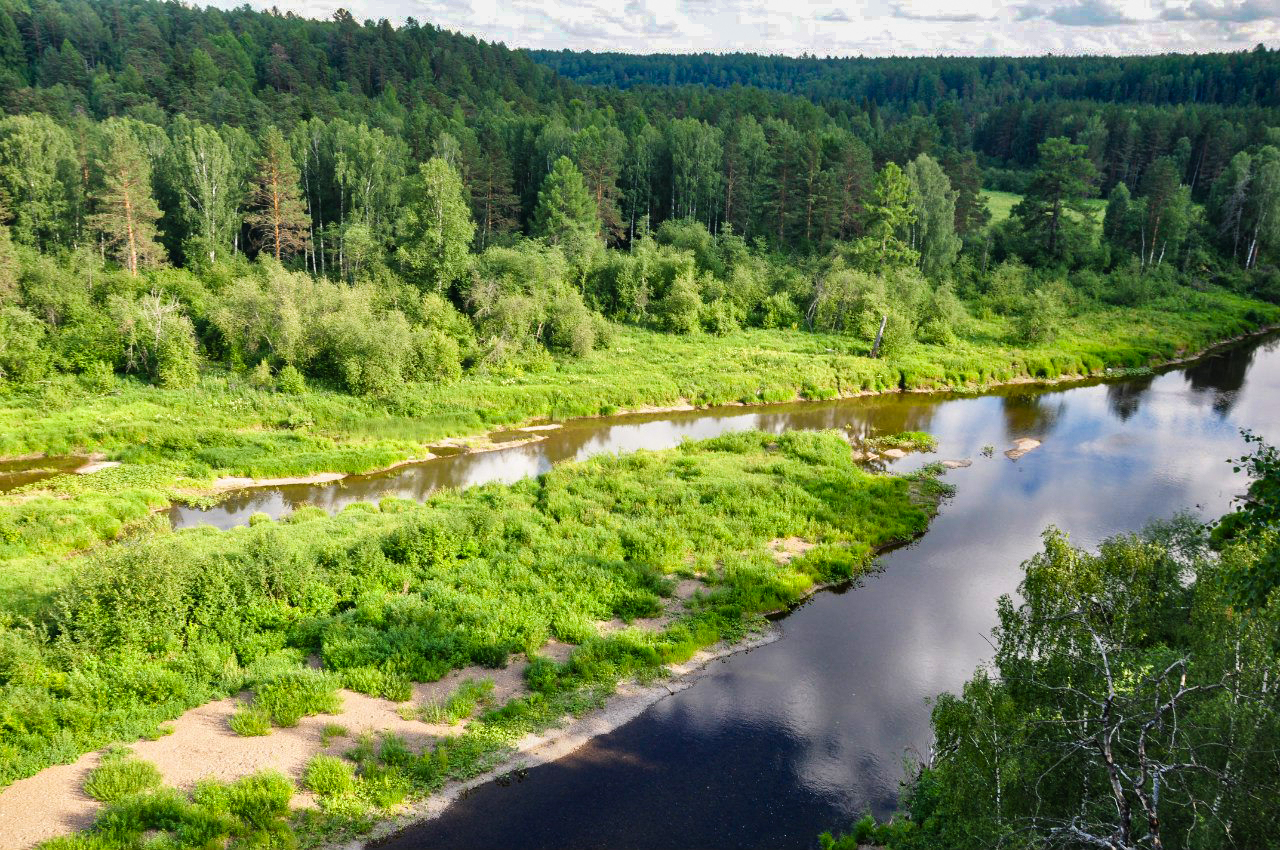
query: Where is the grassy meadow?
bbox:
[0,430,949,848]
[981,189,1107,224]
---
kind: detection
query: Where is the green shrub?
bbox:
[277,364,306,394]
[253,670,341,727]
[82,755,162,803]
[228,705,272,737]
[304,755,356,797]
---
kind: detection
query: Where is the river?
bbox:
[344,333,1280,849]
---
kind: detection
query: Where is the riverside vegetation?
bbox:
[1,2,1280,847]
[4,429,950,848]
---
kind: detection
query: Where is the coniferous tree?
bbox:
[852,162,917,270]
[942,150,990,236]
[572,124,625,243]
[722,116,771,240]
[1013,136,1097,265]
[246,127,310,262]
[532,156,600,245]
[89,121,165,276]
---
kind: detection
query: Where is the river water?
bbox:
[347,333,1279,850]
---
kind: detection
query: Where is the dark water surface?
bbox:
[364,334,1280,850]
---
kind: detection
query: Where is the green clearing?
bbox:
[981,189,1106,224]
[3,429,949,846]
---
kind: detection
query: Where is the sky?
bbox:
[215,0,1280,56]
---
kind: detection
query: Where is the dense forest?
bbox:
[0,1,1279,848]
[0,0,1278,396]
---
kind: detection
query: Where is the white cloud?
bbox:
[204,0,1280,55]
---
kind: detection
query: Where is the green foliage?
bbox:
[419,679,495,725]
[228,705,272,737]
[842,494,1280,850]
[865,432,937,452]
[40,771,294,849]
[2,430,945,794]
[397,158,475,291]
[1015,288,1066,344]
[82,754,163,803]
[304,755,356,797]
[1215,432,1280,608]
[906,154,961,279]
[1012,137,1098,266]
[251,670,341,727]
[532,157,601,246]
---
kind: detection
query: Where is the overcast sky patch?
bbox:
[207,0,1280,56]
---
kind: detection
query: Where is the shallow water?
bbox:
[172,365,1176,530]
[0,456,83,493]
[368,333,1280,850]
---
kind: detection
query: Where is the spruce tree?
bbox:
[532,156,599,245]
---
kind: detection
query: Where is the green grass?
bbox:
[419,679,496,725]
[982,189,1106,223]
[228,704,272,737]
[0,430,946,800]
[82,753,163,803]
[250,670,342,728]
[982,189,1022,223]
[41,771,295,849]
[866,431,937,452]
[304,755,357,797]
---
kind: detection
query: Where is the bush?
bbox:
[303,755,356,797]
[253,669,341,727]
[78,360,116,394]
[651,271,703,334]
[248,359,274,390]
[276,364,306,394]
[228,704,272,737]
[82,754,163,802]
[1016,288,1066,344]
[757,291,800,329]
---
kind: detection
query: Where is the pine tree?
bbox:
[470,140,520,249]
[1013,136,1097,264]
[851,162,918,269]
[246,127,310,262]
[89,121,165,275]
[532,156,600,245]
[572,125,625,242]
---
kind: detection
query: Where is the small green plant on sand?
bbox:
[82,752,162,803]
[228,704,272,737]
[304,755,357,797]
[420,679,495,725]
